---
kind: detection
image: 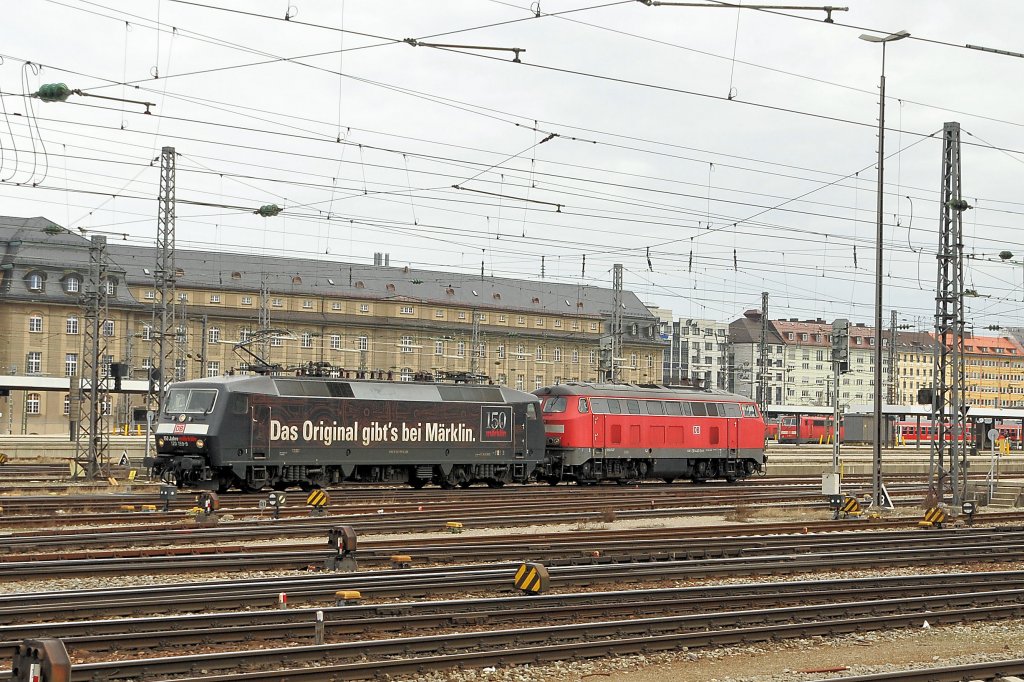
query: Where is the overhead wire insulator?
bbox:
[946,199,972,212]
[36,83,72,103]
[256,204,283,217]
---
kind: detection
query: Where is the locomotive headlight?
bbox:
[195,438,205,449]
[157,437,165,447]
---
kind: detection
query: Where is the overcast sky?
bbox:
[3,1,1024,330]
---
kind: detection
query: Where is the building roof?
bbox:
[0,215,658,326]
[729,309,784,345]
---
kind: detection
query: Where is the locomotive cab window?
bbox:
[625,399,641,415]
[578,398,590,413]
[742,404,758,418]
[664,401,681,416]
[526,403,539,420]
[543,396,567,413]
[606,399,621,414]
[164,388,217,414]
[706,403,722,417]
[690,402,707,417]
[723,403,742,418]
[646,400,664,415]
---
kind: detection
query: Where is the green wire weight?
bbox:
[36,83,72,103]
[256,204,283,217]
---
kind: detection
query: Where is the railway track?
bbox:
[5,570,1024,680]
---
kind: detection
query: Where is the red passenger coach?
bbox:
[534,382,767,484]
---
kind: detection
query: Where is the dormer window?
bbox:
[27,273,43,292]
[64,276,80,294]
[104,279,116,296]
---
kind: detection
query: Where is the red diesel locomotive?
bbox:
[534,382,767,484]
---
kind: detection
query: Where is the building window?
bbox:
[589,350,597,365]
[360,304,370,313]
[400,306,415,315]
[516,344,526,358]
[207,361,220,378]
[25,393,41,415]
[29,315,43,333]
[271,335,283,347]
[141,358,152,371]
[242,296,253,305]
[301,332,313,348]
[103,320,115,337]
[518,316,526,325]
[498,315,506,323]
[272,298,283,307]
[435,309,445,318]
[497,344,505,360]
[209,327,221,344]
[535,375,543,390]
[210,294,221,303]
[435,340,444,356]
[105,280,116,296]
[175,358,186,380]
[176,325,186,342]
[65,353,78,377]
[331,301,342,310]
[458,312,467,320]
[302,300,313,309]
[358,336,368,351]
[142,325,152,341]
[647,354,653,369]
[590,322,598,331]
[27,273,43,291]
[179,292,188,302]
[65,277,80,294]
[630,353,638,368]
[516,375,525,390]
[572,349,579,364]
[399,336,413,353]
[553,348,562,362]
[554,319,562,328]
[536,318,545,327]
[63,394,70,415]
[66,316,79,335]
[27,352,42,374]
[572,321,580,331]
[144,290,155,300]
[400,368,413,382]
[330,335,341,351]
[457,341,466,357]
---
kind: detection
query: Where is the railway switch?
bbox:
[919,506,947,529]
[159,484,176,512]
[306,489,329,516]
[268,492,285,520]
[11,638,71,682]
[335,590,362,606]
[514,562,550,594]
[326,526,358,571]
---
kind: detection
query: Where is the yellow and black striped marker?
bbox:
[841,496,861,517]
[0,453,8,465]
[307,489,329,508]
[514,562,550,594]
[919,507,946,528]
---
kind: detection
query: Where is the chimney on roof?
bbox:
[743,309,762,320]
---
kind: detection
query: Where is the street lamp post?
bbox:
[860,29,910,512]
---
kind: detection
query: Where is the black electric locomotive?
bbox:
[148,374,545,492]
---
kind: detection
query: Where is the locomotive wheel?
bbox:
[663,477,674,485]
[409,478,427,489]
[439,480,455,490]
[458,481,473,488]
[486,479,505,488]
[546,477,560,486]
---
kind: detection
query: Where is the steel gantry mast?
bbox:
[930,122,970,509]
[151,146,177,431]
[610,263,623,382]
[73,235,110,480]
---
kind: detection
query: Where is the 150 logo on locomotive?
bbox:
[147,375,544,492]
